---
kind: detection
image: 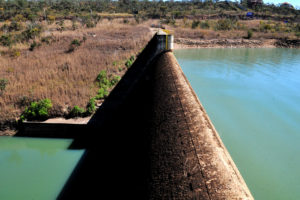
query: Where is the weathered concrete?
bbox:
[148,52,253,199]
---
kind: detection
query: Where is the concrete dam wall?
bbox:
[19,33,253,199]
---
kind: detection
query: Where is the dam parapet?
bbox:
[18,32,253,200]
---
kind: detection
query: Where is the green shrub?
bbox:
[29,41,40,51]
[215,19,236,31]
[1,21,23,32]
[125,59,133,68]
[0,78,8,94]
[20,24,42,41]
[123,19,129,24]
[130,55,135,61]
[85,97,96,115]
[41,36,53,44]
[96,70,110,88]
[125,56,135,68]
[20,99,52,121]
[9,21,23,31]
[192,20,200,29]
[71,39,81,46]
[68,105,85,118]
[66,45,75,53]
[0,34,13,46]
[96,87,109,99]
[96,70,107,82]
[200,21,210,29]
[110,75,121,86]
[81,16,97,28]
[246,30,253,39]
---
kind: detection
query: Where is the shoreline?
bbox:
[174,38,300,49]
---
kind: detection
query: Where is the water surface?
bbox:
[0,137,84,200]
[174,48,300,200]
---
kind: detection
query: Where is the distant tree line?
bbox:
[0,0,299,22]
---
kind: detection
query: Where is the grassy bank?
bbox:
[0,18,151,134]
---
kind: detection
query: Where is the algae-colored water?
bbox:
[174,48,300,200]
[0,137,84,200]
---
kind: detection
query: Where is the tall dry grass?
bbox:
[0,19,151,128]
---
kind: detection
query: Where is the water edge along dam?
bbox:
[17,31,253,199]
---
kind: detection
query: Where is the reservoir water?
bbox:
[174,48,300,200]
[0,137,84,199]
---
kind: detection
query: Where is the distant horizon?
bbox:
[263,0,300,8]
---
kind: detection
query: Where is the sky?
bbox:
[262,0,300,8]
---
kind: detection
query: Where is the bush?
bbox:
[21,24,42,41]
[10,49,21,57]
[20,99,52,121]
[96,87,109,99]
[130,55,135,61]
[71,39,81,46]
[200,21,210,29]
[85,97,96,115]
[67,39,81,53]
[0,34,13,46]
[0,78,8,95]
[125,59,133,68]
[1,21,23,32]
[192,20,200,29]
[96,70,110,87]
[110,75,121,86]
[29,41,40,51]
[123,19,129,24]
[41,36,53,44]
[68,105,85,118]
[47,15,56,24]
[246,30,253,39]
[215,19,236,31]
[125,56,135,69]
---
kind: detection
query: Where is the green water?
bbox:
[0,137,84,200]
[174,48,300,200]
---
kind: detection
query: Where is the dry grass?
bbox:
[166,19,298,40]
[0,19,151,127]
